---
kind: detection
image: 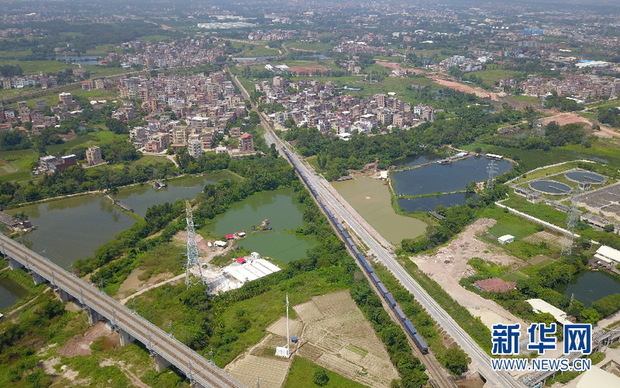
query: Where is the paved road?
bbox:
[0,233,245,388]
[228,69,524,388]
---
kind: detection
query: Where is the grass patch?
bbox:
[235,46,280,57]
[284,357,367,388]
[0,59,74,74]
[480,206,541,239]
[0,148,38,181]
[129,155,174,168]
[62,356,132,387]
[287,42,335,52]
[511,95,540,104]
[90,130,127,142]
[464,69,523,88]
[467,258,509,278]
[503,195,569,227]
[137,242,186,281]
[345,344,369,357]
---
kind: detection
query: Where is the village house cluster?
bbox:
[115,37,226,69]
[516,74,620,101]
[125,71,255,157]
[247,29,296,41]
[256,76,434,137]
[0,73,59,90]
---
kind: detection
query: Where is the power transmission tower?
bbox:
[487,159,498,190]
[185,200,202,289]
[561,206,579,256]
[562,187,581,257]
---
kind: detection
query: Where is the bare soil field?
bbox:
[522,231,567,250]
[226,290,397,388]
[117,268,175,301]
[58,322,117,357]
[226,334,294,388]
[411,218,527,329]
[428,76,500,101]
[541,112,594,128]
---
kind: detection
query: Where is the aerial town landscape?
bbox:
[1,0,620,387]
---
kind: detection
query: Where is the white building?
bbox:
[498,234,515,245]
[594,245,620,265]
[188,138,203,158]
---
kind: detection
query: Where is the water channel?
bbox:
[203,187,316,264]
[332,176,427,244]
[559,271,620,307]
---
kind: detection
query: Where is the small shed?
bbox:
[225,234,235,240]
[214,240,227,248]
[236,258,246,264]
[498,234,515,245]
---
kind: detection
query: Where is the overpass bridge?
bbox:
[0,233,245,388]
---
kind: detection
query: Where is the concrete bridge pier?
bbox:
[56,289,72,303]
[86,308,104,325]
[152,352,171,372]
[32,272,47,285]
[119,329,135,346]
[190,381,206,388]
[8,257,24,270]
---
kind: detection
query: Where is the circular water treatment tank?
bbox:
[529,180,572,195]
[565,170,606,184]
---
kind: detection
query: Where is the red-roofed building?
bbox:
[474,278,517,293]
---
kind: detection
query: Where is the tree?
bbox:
[580,308,602,323]
[313,369,329,386]
[443,347,469,375]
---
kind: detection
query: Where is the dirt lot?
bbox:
[376,61,426,74]
[411,218,527,329]
[522,231,568,250]
[226,290,398,388]
[428,76,500,101]
[117,269,175,301]
[541,112,594,129]
[58,322,118,357]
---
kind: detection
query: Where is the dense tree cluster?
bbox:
[0,130,31,151]
[543,91,584,111]
[0,64,23,77]
[598,107,620,127]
